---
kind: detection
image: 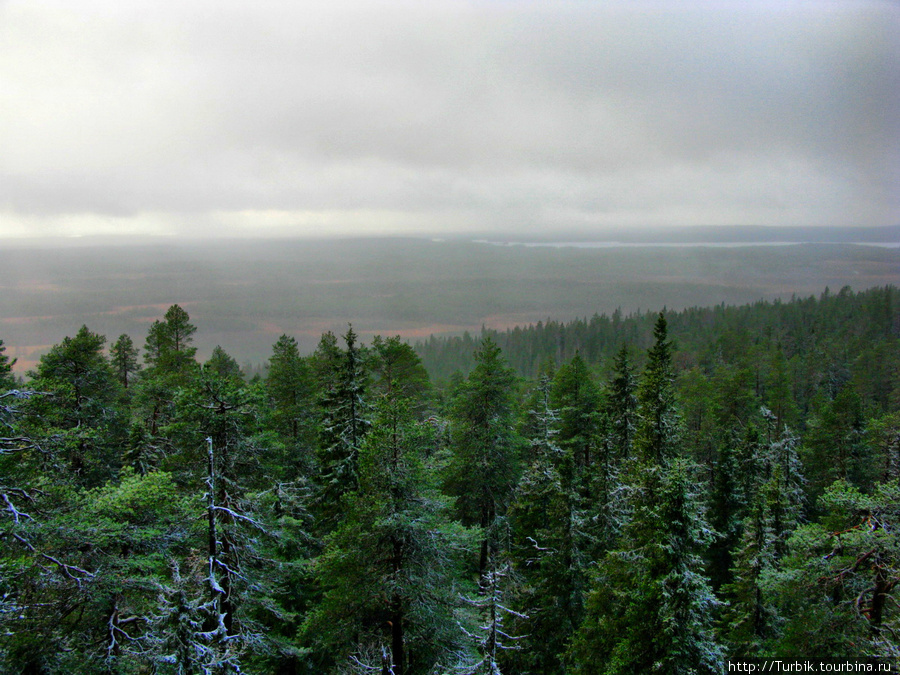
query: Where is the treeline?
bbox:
[417,285,898,398]
[0,286,898,673]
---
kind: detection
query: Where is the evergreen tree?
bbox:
[458,557,526,675]
[633,312,680,467]
[505,376,585,675]
[24,325,125,486]
[316,326,371,528]
[370,335,431,414]
[131,305,201,467]
[444,338,521,580]
[307,393,470,674]
[708,428,747,592]
[110,333,141,389]
[802,386,872,501]
[569,459,724,674]
[142,304,198,378]
[551,352,600,471]
[0,338,16,390]
[721,473,782,657]
[764,480,900,660]
[205,345,244,382]
[604,344,637,462]
[569,313,724,674]
[265,334,317,478]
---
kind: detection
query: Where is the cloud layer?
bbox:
[2,0,898,238]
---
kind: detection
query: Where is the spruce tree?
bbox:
[551,352,600,471]
[569,313,724,674]
[110,333,140,389]
[0,338,16,390]
[316,326,371,528]
[444,337,521,580]
[265,334,317,478]
[604,344,637,462]
[505,376,585,675]
[307,393,469,674]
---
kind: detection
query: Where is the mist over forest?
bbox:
[2,0,899,670]
[2,227,898,375]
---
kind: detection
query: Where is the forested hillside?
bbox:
[1,286,898,673]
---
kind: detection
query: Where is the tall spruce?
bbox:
[444,337,521,580]
[569,312,724,674]
[316,326,371,527]
[265,334,317,478]
[307,391,469,674]
[110,333,141,389]
[0,338,16,390]
[505,375,585,675]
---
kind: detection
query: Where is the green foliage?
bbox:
[505,380,586,674]
[444,338,521,578]
[264,334,318,478]
[110,333,141,389]
[23,325,125,486]
[763,480,900,660]
[204,345,244,382]
[0,338,16,390]
[369,335,431,415]
[316,326,372,528]
[143,304,198,379]
[570,314,724,674]
[570,459,724,675]
[633,312,681,466]
[306,395,473,674]
[1,286,898,670]
[803,386,874,503]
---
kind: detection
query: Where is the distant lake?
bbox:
[472,239,900,249]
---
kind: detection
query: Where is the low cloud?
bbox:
[2,0,898,238]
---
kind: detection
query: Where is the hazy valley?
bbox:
[1,230,898,374]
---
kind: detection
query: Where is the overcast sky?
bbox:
[1,0,898,240]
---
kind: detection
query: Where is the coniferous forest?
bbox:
[1,285,899,674]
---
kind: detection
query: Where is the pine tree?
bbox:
[370,335,431,414]
[764,479,900,660]
[131,305,201,464]
[142,304,198,378]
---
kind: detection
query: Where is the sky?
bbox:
[1,0,898,240]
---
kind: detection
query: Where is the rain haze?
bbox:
[2,0,898,241]
[1,0,899,374]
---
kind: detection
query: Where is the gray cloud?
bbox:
[1,0,898,237]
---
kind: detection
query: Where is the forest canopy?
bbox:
[1,285,898,673]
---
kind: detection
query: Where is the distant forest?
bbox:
[1,285,898,673]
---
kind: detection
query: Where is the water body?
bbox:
[473,239,900,249]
